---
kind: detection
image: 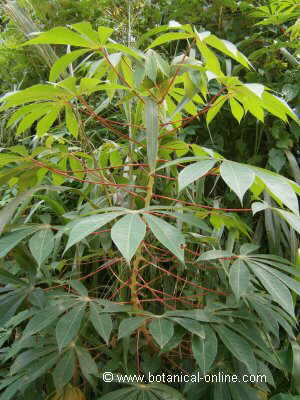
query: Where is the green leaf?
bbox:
[23,27,92,47]
[75,346,98,379]
[254,169,299,215]
[148,32,193,49]
[70,280,88,296]
[275,209,300,235]
[56,305,85,351]
[149,318,174,348]
[65,212,123,251]
[220,161,255,204]
[50,49,89,82]
[207,96,227,125]
[104,43,142,60]
[0,269,26,286]
[90,302,112,345]
[36,107,61,137]
[192,325,217,374]
[52,349,75,391]
[98,26,114,44]
[0,227,40,258]
[23,305,65,337]
[145,97,159,171]
[171,317,205,338]
[214,325,257,374]
[251,260,300,298]
[29,228,54,267]
[98,383,185,400]
[229,259,250,301]
[111,214,146,263]
[229,97,244,123]
[178,159,216,191]
[118,316,148,340]
[65,105,79,138]
[144,214,185,263]
[145,50,158,81]
[198,250,233,261]
[247,262,295,318]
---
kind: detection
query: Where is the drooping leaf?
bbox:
[192,324,217,374]
[65,211,124,251]
[198,250,233,261]
[75,346,99,379]
[56,304,85,351]
[50,49,89,82]
[90,302,112,345]
[148,32,193,49]
[247,261,295,318]
[172,317,205,338]
[149,318,174,348]
[144,214,185,263]
[214,325,257,374]
[111,214,146,263]
[29,228,54,267]
[52,349,75,391]
[220,161,255,204]
[118,316,148,340]
[23,305,65,337]
[0,227,40,258]
[178,159,216,192]
[229,259,250,301]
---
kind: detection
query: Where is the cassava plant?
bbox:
[0,21,300,400]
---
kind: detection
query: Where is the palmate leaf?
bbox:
[98,383,185,400]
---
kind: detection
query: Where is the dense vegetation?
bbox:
[0,1,300,400]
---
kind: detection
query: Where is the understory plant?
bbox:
[0,21,300,400]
